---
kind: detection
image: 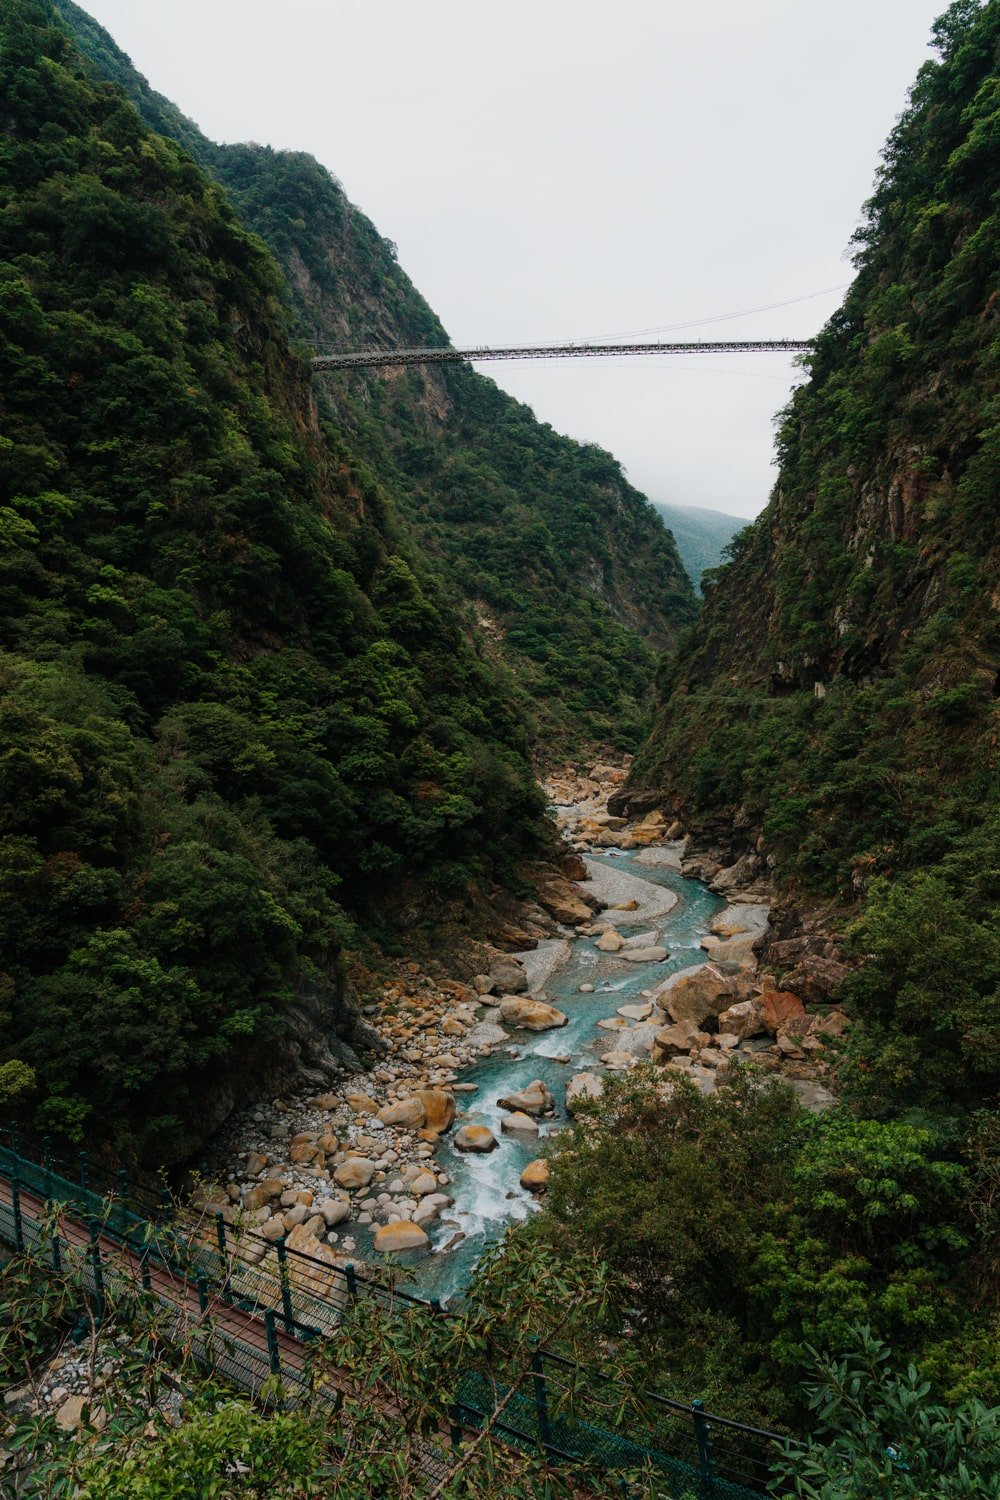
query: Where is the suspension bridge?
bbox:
[311,337,814,371]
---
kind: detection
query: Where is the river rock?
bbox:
[579,982,595,993]
[377,1097,426,1128]
[245,1151,269,1177]
[501,1111,540,1135]
[410,1171,438,1196]
[333,1158,376,1190]
[652,963,736,1026]
[454,1125,498,1152]
[621,946,669,963]
[566,1072,604,1110]
[374,1221,430,1253]
[345,1091,378,1115]
[520,1158,551,1191]
[595,928,625,952]
[497,1079,554,1116]
[464,1021,509,1048]
[318,1198,351,1228]
[612,899,640,911]
[499,996,568,1031]
[618,1002,653,1021]
[243,1177,285,1211]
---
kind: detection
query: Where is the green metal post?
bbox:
[343,1261,357,1302]
[138,1237,152,1293]
[529,1338,552,1454]
[78,1151,90,1191]
[43,1136,53,1200]
[276,1235,294,1330]
[449,1403,464,1451]
[88,1219,105,1326]
[264,1308,281,1376]
[197,1272,209,1315]
[116,1169,128,1200]
[10,1163,24,1254]
[214,1212,230,1296]
[9,1121,19,1158]
[692,1399,717,1499]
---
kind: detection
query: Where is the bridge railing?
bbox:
[0,1126,795,1496]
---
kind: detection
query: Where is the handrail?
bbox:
[0,1126,791,1494]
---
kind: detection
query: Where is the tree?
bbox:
[773,1326,1000,1499]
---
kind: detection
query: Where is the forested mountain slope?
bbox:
[653,501,744,589]
[58,0,697,754]
[0,0,549,1162]
[624,0,1000,1117]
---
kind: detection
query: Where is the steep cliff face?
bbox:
[57,1,697,755]
[626,1,1000,897]
[0,0,546,1161]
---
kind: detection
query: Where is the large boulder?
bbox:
[416,1089,456,1135]
[377,1096,426,1129]
[566,1072,604,1110]
[652,1019,709,1056]
[717,999,767,1042]
[559,850,589,882]
[488,956,529,994]
[374,1221,429,1254]
[621,946,669,963]
[454,1125,499,1152]
[333,1158,376,1190]
[630,811,669,845]
[808,1009,851,1039]
[499,996,568,1032]
[520,1158,550,1191]
[760,989,807,1035]
[535,876,599,926]
[501,1111,540,1135]
[652,964,736,1027]
[497,1079,554,1116]
[781,956,852,1005]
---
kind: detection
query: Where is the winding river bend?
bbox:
[408,849,726,1302]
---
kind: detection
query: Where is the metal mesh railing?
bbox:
[0,1127,792,1495]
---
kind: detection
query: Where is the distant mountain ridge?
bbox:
[57,0,697,755]
[652,501,745,589]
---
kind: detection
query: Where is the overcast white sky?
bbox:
[78,1,945,518]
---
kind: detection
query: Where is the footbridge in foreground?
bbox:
[0,1130,791,1496]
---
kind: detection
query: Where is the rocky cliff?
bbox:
[624,2,1000,900]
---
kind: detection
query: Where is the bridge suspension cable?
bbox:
[311,338,815,372]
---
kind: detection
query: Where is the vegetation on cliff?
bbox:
[56,0,698,754]
[626,0,1000,1117]
[579,0,1000,1427]
[0,0,549,1162]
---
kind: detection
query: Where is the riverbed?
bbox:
[385,847,726,1301]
